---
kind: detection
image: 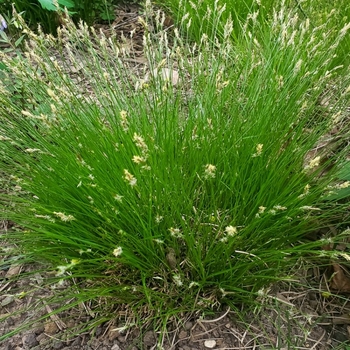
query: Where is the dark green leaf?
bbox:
[37,0,57,11]
[37,0,74,11]
[326,187,350,201]
[337,162,350,181]
[58,0,75,8]
[15,35,25,47]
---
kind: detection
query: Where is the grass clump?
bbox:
[1,3,350,340]
[156,0,350,69]
[155,0,277,43]
[298,0,350,69]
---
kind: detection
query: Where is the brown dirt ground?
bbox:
[1,224,350,350]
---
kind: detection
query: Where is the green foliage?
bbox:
[0,31,25,52]
[300,0,350,66]
[0,0,13,16]
[0,13,26,52]
[155,0,350,68]
[2,0,61,35]
[72,0,116,23]
[1,3,350,338]
[325,162,350,201]
[298,0,350,68]
[153,0,277,42]
[37,0,75,11]
[1,0,118,35]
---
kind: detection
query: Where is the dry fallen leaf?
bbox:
[166,248,177,269]
[5,264,22,278]
[155,68,180,85]
[330,263,350,292]
[144,68,180,86]
[1,295,14,307]
[44,321,59,335]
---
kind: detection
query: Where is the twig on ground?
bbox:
[197,307,231,324]
[43,301,67,331]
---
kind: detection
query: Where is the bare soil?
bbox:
[1,225,350,350]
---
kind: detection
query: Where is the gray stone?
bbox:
[204,339,216,348]
[95,325,104,337]
[143,330,156,346]
[36,333,46,343]
[184,321,193,330]
[52,340,65,349]
[117,335,126,343]
[178,330,188,340]
[3,344,14,350]
[22,333,39,348]
[5,317,15,327]
[33,323,45,334]
[70,336,82,347]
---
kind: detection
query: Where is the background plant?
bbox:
[298,0,350,69]
[154,0,277,43]
[1,3,350,340]
[71,0,116,24]
[1,0,62,34]
[325,162,350,201]
[155,0,350,69]
[1,0,120,35]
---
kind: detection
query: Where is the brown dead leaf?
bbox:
[5,264,22,278]
[44,321,59,334]
[330,263,350,292]
[164,16,174,28]
[1,295,14,307]
[156,68,180,85]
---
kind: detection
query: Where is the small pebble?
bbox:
[184,321,193,330]
[33,324,45,335]
[70,336,82,347]
[204,339,216,348]
[44,321,58,334]
[22,333,39,348]
[143,331,156,346]
[108,329,120,341]
[95,325,104,337]
[6,317,15,326]
[178,330,188,339]
[52,340,64,349]
[36,333,47,343]
[117,335,126,343]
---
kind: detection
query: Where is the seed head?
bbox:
[225,225,238,236]
[53,212,75,222]
[123,169,137,187]
[113,246,123,257]
[204,164,216,179]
